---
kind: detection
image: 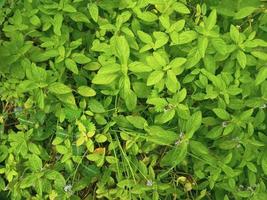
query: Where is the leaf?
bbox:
[72,53,91,64]
[137,30,153,44]
[0,145,8,162]
[230,25,240,43]
[56,145,68,154]
[77,86,96,97]
[160,142,187,167]
[48,83,72,94]
[27,154,42,172]
[129,62,152,73]
[165,70,179,93]
[167,19,185,33]
[154,32,169,49]
[92,73,118,85]
[88,3,99,22]
[255,68,267,85]
[172,31,197,45]
[236,50,247,69]
[153,51,167,66]
[190,140,209,155]
[234,7,256,19]
[155,109,175,124]
[53,13,63,36]
[63,4,77,13]
[57,93,76,106]
[36,89,44,109]
[65,58,79,74]
[70,12,90,23]
[126,116,147,129]
[147,70,164,86]
[206,9,217,31]
[198,37,209,58]
[88,100,105,113]
[138,11,158,22]
[159,15,170,29]
[20,174,37,189]
[211,37,227,55]
[114,36,129,65]
[30,15,41,26]
[262,152,267,175]
[251,51,267,61]
[125,89,137,111]
[173,2,190,14]
[30,49,59,62]
[212,108,231,120]
[185,111,202,139]
[169,57,187,74]
[146,126,178,145]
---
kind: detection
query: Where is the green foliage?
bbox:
[0,0,267,199]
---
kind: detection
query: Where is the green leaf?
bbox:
[53,13,63,36]
[70,12,90,23]
[63,4,77,13]
[30,49,59,62]
[255,68,267,85]
[236,50,247,69]
[262,152,267,175]
[65,58,79,74]
[190,140,209,155]
[48,83,72,94]
[95,134,107,143]
[167,19,185,33]
[20,174,38,189]
[159,15,170,30]
[198,37,208,58]
[88,99,105,113]
[92,73,118,85]
[72,53,91,64]
[165,70,179,93]
[0,145,8,162]
[251,51,267,61]
[206,9,217,31]
[138,11,158,22]
[185,111,202,139]
[234,7,256,19]
[30,15,41,26]
[212,108,231,120]
[155,109,175,124]
[126,116,147,129]
[173,2,190,14]
[147,70,164,86]
[77,86,96,97]
[27,154,42,172]
[211,37,227,55]
[172,31,197,45]
[36,89,44,109]
[160,141,187,167]
[57,93,76,106]
[88,3,99,22]
[125,89,137,111]
[169,57,187,74]
[230,25,240,43]
[146,126,178,145]
[137,30,153,44]
[114,36,129,65]
[129,62,152,73]
[154,32,169,49]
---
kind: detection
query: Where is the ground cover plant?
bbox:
[0,0,267,199]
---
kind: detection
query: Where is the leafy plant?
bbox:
[1,0,267,199]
